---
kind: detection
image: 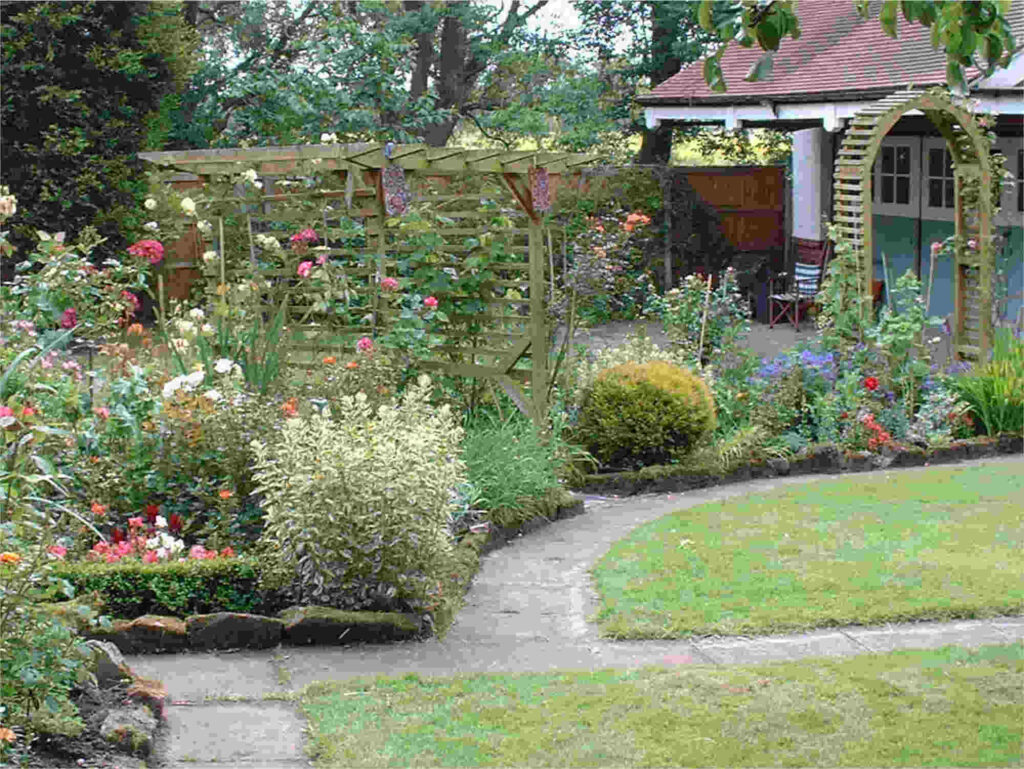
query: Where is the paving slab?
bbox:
[845,619,1022,653]
[124,648,286,701]
[161,702,307,766]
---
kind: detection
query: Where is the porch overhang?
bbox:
[645,92,1024,133]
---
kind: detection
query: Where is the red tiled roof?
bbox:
[641,3,1024,105]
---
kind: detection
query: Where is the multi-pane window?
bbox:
[1017,149,1023,213]
[879,144,912,205]
[927,146,955,209]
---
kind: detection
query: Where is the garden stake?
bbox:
[922,243,937,347]
[696,272,713,370]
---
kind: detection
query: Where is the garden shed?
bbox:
[639,3,1024,341]
[139,142,602,422]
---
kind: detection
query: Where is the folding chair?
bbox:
[769,238,831,331]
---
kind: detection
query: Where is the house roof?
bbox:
[639,3,1024,106]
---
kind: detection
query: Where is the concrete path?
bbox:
[128,457,1024,767]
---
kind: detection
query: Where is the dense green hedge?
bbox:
[53,556,276,618]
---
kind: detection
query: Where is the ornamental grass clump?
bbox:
[251,376,464,615]
[577,360,715,469]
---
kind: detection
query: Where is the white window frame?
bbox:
[921,137,957,222]
[872,136,920,217]
[992,136,1024,228]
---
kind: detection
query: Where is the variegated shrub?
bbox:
[251,376,465,613]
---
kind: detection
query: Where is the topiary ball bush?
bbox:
[578,360,716,469]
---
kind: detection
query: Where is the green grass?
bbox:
[592,463,1024,638]
[300,644,1023,767]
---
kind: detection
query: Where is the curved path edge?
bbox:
[126,456,1024,767]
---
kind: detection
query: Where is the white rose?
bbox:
[156,547,169,560]
[162,378,183,398]
[242,169,258,184]
[197,220,212,234]
[180,197,196,216]
[201,323,214,336]
[202,250,218,265]
[144,198,157,210]
[184,370,205,389]
[155,515,168,529]
[175,319,196,336]
[146,537,160,550]
[169,538,184,554]
[214,358,234,374]
[203,389,222,402]
[144,221,160,232]
[189,307,205,321]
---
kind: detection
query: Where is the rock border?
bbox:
[574,435,1023,496]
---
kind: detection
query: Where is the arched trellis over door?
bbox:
[832,90,994,361]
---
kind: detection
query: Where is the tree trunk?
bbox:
[635,1,683,165]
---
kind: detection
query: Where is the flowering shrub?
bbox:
[645,267,750,366]
[252,376,463,614]
[7,228,149,339]
[907,381,974,445]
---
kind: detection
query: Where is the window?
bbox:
[880,144,913,205]
[926,146,955,209]
[873,137,919,216]
[1017,149,1023,213]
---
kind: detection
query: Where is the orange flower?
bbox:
[91,501,108,517]
[218,489,234,500]
[127,323,144,336]
[346,361,358,370]
[0,552,21,565]
[281,397,299,417]
[322,356,336,365]
[0,726,15,743]
[215,283,229,296]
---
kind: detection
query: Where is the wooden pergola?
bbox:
[140,142,603,422]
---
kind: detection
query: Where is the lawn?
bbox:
[301,644,1023,767]
[592,462,1024,639]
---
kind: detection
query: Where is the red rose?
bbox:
[863,377,879,391]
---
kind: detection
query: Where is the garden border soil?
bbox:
[573,435,1023,496]
[78,490,585,655]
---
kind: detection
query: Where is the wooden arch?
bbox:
[832,90,994,361]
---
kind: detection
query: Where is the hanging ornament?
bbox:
[382,165,411,216]
[529,167,551,212]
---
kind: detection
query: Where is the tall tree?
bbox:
[1,1,197,261]
[170,0,555,149]
[572,1,713,164]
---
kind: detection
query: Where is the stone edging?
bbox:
[87,495,586,655]
[574,435,1024,496]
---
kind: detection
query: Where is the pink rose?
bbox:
[297,261,313,278]
[142,550,158,564]
[60,307,77,329]
[114,541,132,557]
[127,239,164,265]
[220,547,235,558]
[94,406,110,419]
[105,554,118,564]
[203,550,218,560]
[47,545,67,559]
[189,545,207,560]
[967,239,977,250]
[121,290,141,314]
[380,277,399,292]
[316,254,328,265]
[0,406,13,418]
[423,296,438,309]
[356,336,374,353]
[290,228,318,245]
[930,242,942,257]
[128,516,144,529]
[20,407,34,418]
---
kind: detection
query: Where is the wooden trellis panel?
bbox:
[832,91,994,360]
[141,143,600,422]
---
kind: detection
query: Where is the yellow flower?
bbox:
[0,552,20,565]
[215,283,229,296]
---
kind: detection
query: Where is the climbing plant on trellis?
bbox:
[140,143,601,422]
[832,89,995,361]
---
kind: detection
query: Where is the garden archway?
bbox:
[832,89,994,361]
